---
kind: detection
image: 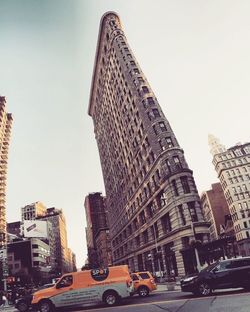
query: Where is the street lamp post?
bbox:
[152,223,163,282]
[190,222,202,272]
[1,246,8,291]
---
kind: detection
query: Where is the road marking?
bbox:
[75,290,250,311]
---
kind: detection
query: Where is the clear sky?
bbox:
[0,0,250,268]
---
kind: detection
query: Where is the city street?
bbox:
[3,288,250,312]
[74,289,250,312]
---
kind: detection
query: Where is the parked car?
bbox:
[15,284,55,312]
[131,271,157,297]
[180,257,250,296]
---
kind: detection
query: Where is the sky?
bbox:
[0,0,250,268]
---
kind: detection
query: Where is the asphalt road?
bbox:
[6,288,250,312]
[73,289,250,312]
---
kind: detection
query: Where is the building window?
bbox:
[147,112,152,121]
[153,222,159,238]
[161,213,172,233]
[127,225,132,236]
[187,202,198,222]
[147,97,154,105]
[133,218,139,229]
[139,211,146,225]
[180,176,190,194]
[159,140,165,151]
[157,191,167,209]
[147,204,154,218]
[173,156,182,169]
[178,204,186,225]
[159,122,167,132]
[165,159,171,171]
[142,86,149,93]
[172,180,179,196]
[152,108,160,118]
[143,230,149,243]
[135,235,140,247]
[166,137,173,148]
[133,68,139,74]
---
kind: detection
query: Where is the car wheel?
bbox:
[16,301,29,312]
[103,291,119,306]
[138,286,149,297]
[39,299,54,312]
[198,282,211,296]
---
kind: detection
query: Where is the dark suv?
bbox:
[181,257,250,296]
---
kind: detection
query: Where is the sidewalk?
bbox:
[0,306,16,311]
[156,282,181,292]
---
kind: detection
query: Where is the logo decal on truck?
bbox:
[91,268,109,281]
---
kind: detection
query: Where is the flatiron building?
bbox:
[88,12,209,275]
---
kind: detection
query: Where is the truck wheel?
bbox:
[138,286,149,297]
[39,299,54,312]
[103,290,119,306]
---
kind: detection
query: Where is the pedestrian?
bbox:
[0,292,8,308]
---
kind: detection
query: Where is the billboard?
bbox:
[23,220,48,238]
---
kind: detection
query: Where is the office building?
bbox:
[0,96,13,249]
[201,183,234,240]
[209,135,250,256]
[7,221,22,239]
[95,228,112,267]
[37,207,70,274]
[84,192,111,268]
[21,201,46,222]
[7,238,50,284]
[88,12,210,275]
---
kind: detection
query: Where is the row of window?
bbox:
[232,184,248,193]
[113,201,198,252]
[225,166,250,177]
[112,171,197,238]
[225,174,250,185]
[218,156,250,171]
[113,216,171,260]
[216,146,250,162]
